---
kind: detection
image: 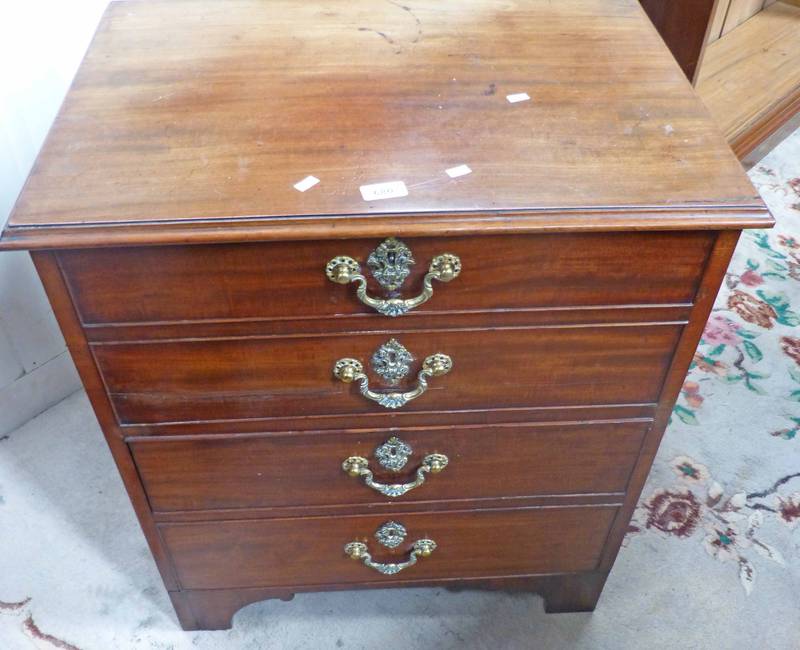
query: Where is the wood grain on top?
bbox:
[4,0,765,244]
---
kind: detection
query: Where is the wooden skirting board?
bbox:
[696,1,800,162]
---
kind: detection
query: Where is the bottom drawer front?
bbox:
[160,506,618,590]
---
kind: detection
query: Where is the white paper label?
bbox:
[359,181,408,201]
[506,92,530,103]
[445,164,472,178]
[293,175,320,192]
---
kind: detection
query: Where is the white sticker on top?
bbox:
[445,164,472,178]
[359,181,409,202]
[293,175,320,192]
[506,92,530,103]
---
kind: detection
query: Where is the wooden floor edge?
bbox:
[731,83,800,160]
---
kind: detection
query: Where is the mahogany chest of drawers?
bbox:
[1,0,772,631]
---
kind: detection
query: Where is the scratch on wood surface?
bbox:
[359,1,422,54]
[387,0,423,43]
[357,27,400,54]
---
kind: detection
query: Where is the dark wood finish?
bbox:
[171,587,296,631]
[599,230,741,570]
[447,569,610,613]
[58,232,714,326]
[0,0,766,252]
[638,0,718,82]
[31,230,735,627]
[93,324,682,425]
[539,570,610,613]
[149,493,625,524]
[0,206,771,251]
[2,0,771,633]
[132,420,650,513]
[127,404,659,438]
[29,252,179,591]
[85,305,691,343]
[159,505,618,590]
[171,571,609,630]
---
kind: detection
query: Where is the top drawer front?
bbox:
[59,232,713,325]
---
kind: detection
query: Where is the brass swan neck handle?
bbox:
[344,539,437,575]
[325,238,461,317]
[333,353,452,409]
[342,453,448,497]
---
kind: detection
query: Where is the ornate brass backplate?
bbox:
[371,339,413,384]
[367,237,415,291]
[375,521,407,549]
[375,436,413,472]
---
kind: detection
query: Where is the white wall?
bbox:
[0,1,110,434]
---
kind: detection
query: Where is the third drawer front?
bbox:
[159,505,619,590]
[95,324,682,426]
[131,420,649,512]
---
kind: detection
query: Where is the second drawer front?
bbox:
[96,324,681,425]
[160,505,618,590]
[131,420,649,512]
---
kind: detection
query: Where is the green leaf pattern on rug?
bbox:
[637,141,800,598]
[673,206,800,428]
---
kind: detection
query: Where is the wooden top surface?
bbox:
[2,0,769,248]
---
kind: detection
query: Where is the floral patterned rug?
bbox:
[626,132,800,598]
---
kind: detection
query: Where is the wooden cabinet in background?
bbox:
[641,0,800,164]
